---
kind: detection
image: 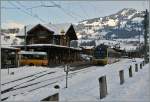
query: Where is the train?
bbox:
[92,44,121,65]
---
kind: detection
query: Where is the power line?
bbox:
[2,4,59,10]
[4,1,84,22]
[17,1,63,30]
[8,1,46,23]
[1,5,42,10]
[50,1,79,21]
[16,1,46,23]
[1,7,19,9]
[79,4,89,20]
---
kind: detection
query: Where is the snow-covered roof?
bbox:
[16,23,73,37]
[1,34,23,48]
[18,51,47,55]
[1,46,20,50]
[12,44,82,51]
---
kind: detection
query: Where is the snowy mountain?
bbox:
[76,8,145,39]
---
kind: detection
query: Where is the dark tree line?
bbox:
[80,40,96,46]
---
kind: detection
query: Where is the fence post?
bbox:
[98,76,108,99]
[129,66,132,77]
[135,64,138,72]
[143,61,145,66]
[119,70,124,85]
[140,63,142,69]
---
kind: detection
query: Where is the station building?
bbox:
[15,23,81,66]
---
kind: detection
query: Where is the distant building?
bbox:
[1,47,20,68]
[1,28,19,34]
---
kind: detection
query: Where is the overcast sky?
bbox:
[1,0,149,27]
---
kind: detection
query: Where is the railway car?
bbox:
[92,44,121,65]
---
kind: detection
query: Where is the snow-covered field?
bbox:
[59,58,149,101]
[1,58,149,101]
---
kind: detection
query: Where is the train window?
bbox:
[94,49,107,59]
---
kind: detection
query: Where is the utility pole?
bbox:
[144,9,149,63]
[24,26,27,51]
[64,64,70,88]
[117,17,121,39]
[138,23,141,57]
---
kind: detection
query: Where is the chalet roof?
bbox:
[16,23,75,37]
[12,44,82,51]
[1,46,20,50]
[18,51,47,55]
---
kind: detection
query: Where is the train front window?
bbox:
[94,48,107,59]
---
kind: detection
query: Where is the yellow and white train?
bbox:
[92,44,121,65]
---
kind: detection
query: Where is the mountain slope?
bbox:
[76,8,145,39]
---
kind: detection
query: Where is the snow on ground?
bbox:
[1,66,50,83]
[116,38,144,43]
[103,63,150,102]
[2,59,149,101]
[105,19,118,27]
[119,43,138,51]
[59,58,149,101]
[132,17,144,23]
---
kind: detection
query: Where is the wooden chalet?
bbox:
[15,23,81,66]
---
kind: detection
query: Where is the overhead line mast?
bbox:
[144,9,149,63]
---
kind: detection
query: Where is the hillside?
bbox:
[76,8,145,39]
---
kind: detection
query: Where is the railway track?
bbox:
[1,64,96,101]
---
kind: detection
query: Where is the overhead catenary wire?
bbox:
[16,1,46,23]
[5,1,92,23]
[8,1,46,23]
[7,1,59,35]
[1,5,42,10]
[2,3,59,10]
[78,4,89,20]
[50,1,80,21]
[15,1,60,30]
